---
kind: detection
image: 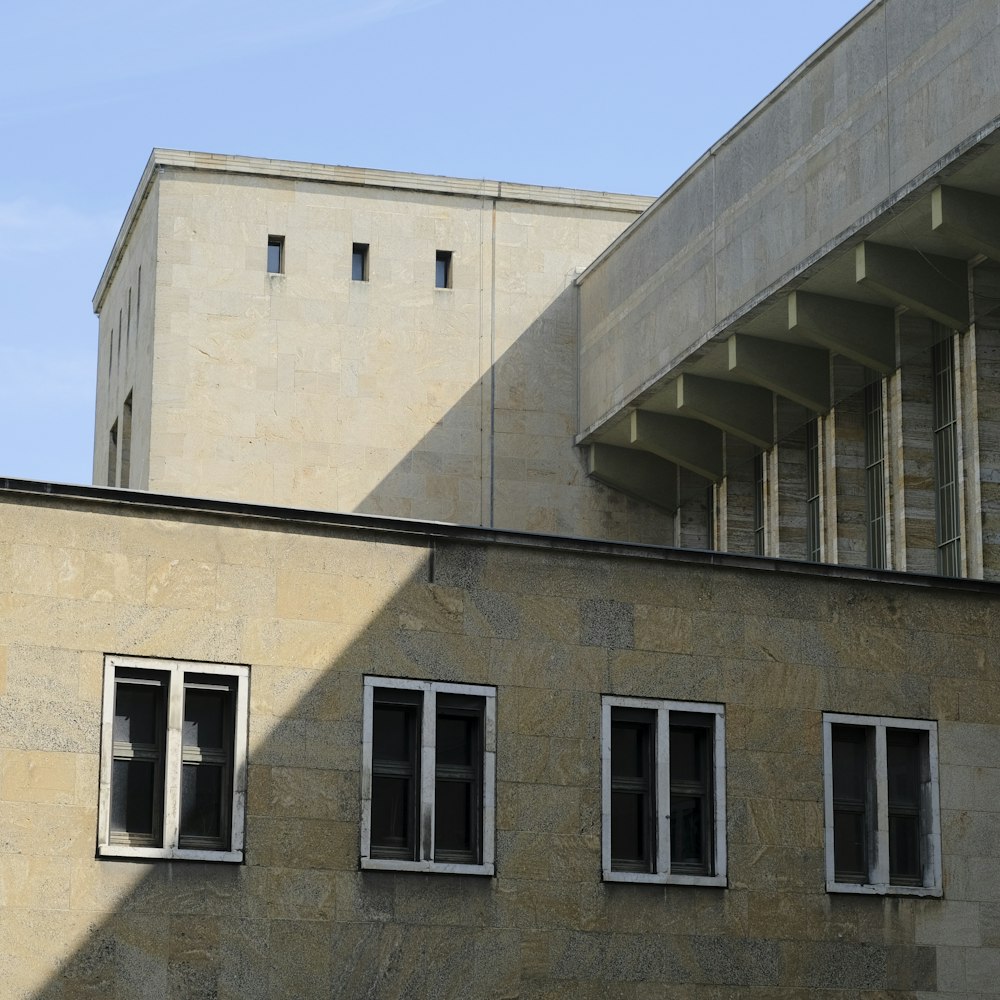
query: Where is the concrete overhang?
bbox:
[579,131,1000,480]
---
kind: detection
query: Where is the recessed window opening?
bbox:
[864,375,887,569]
[435,250,452,289]
[352,243,369,282]
[98,655,249,863]
[361,676,496,875]
[602,697,726,886]
[267,236,285,274]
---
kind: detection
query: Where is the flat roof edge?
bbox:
[2,478,997,596]
[92,148,651,312]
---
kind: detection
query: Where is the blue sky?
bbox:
[0,0,869,485]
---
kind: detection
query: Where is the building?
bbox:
[2,0,999,996]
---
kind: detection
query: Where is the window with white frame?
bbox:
[361,677,496,875]
[602,697,726,886]
[823,713,941,895]
[98,655,249,862]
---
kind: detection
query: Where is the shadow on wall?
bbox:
[27,520,537,1000]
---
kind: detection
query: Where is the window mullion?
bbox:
[421,688,436,863]
[656,707,671,876]
[162,666,183,852]
[873,725,890,887]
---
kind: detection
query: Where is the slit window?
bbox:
[435,250,452,289]
[602,697,726,886]
[267,236,285,274]
[362,676,495,875]
[352,243,369,282]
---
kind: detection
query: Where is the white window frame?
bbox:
[601,696,727,887]
[98,654,249,863]
[823,713,942,896]
[361,676,496,876]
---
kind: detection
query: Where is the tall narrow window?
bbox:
[99,655,249,862]
[352,242,369,282]
[136,266,141,326]
[705,484,715,552]
[753,452,766,556]
[267,236,285,274]
[107,420,118,488]
[603,697,726,886]
[126,287,132,358]
[435,250,452,289]
[864,376,887,569]
[362,677,495,875]
[805,418,821,561]
[932,338,961,575]
[823,714,941,895]
[120,393,133,489]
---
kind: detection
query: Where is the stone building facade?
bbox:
[1,0,999,997]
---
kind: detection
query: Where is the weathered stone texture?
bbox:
[0,492,997,996]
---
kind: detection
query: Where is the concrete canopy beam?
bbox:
[629,410,724,481]
[788,291,896,374]
[587,444,679,512]
[855,241,969,329]
[931,185,1000,263]
[675,374,774,450]
[727,333,831,413]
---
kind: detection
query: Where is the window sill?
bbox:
[98,844,243,863]
[826,880,941,897]
[603,870,727,888]
[361,857,493,876]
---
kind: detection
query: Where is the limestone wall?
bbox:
[95,154,673,544]
[1,485,998,997]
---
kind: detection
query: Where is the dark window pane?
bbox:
[832,727,868,803]
[435,251,451,289]
[180,763,223,840]
[267,238,283,274]
[833,809,868,882]
[611,790,648,867]
[114,684,160,744]
[670,725,706,784]
[670,793,706,871]
[887,731,921,808]
[434,778,474,856]
[352,243,368,282]
[889,813,922,884]
[183,689,226,750]
[611,721,647,779]
[374,706,415,763]
[436,714,475,768]
[111,758,157,839]
[371,775,414,856]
